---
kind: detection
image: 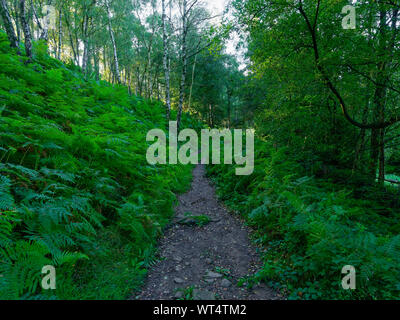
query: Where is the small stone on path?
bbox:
[174,278,184,284]
[175,265,183,272]
[221,279,232,288]
[206,271,223,278]
[193,289,216,301]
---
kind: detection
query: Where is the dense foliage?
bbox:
[230,0,400,182]
[0,33,195,299]
[208,139,400,300]
[206,0,400,300]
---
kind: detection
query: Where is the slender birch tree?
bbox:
[162,0,171,120]
[104,0,120,84]
[0,0,19,49]
[19,0,32,61]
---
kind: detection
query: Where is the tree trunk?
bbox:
[40,0,53,42]
[31,0,43,39]
[227,87,232,129]
[370,128,380,182]
[378,128,385,183]
[208,104,213,127]
[57,7,62,59]
[82,12,89,75]
[370,6,392,184]
[135,67,140,95]
[93,48,100,80]
[19,0,32,61]
[12,0,21,42]
[177,0,188,131]
[103,46,107,78]
[128,69,132,95]
[0,0,19,49]
[188,54,197,110]
[75,31,80,64]
[353,98,369,173]
[162,0,171,120]
[66,19,78,64]
[105,0,120,84]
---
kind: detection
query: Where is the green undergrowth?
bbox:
[207,138,400,300]
[0,32,197,299]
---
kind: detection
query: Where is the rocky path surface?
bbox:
[135,165,279,300]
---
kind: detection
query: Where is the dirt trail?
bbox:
[135,165,279,300]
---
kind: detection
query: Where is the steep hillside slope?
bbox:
[0,32,195,299]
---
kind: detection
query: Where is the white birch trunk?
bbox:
[105,0,121,84]
[177,0,188,131]
[162,0,171,120]
[19,0,32,61]
[188,54,197,110]
[57,7,62,59]
[82,13,89,73]
[0,0,19,49]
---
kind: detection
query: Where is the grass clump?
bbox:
[178,213,211,227]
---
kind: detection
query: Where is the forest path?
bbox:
[135,165,280,300]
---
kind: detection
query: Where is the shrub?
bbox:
[208,138,400,300]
